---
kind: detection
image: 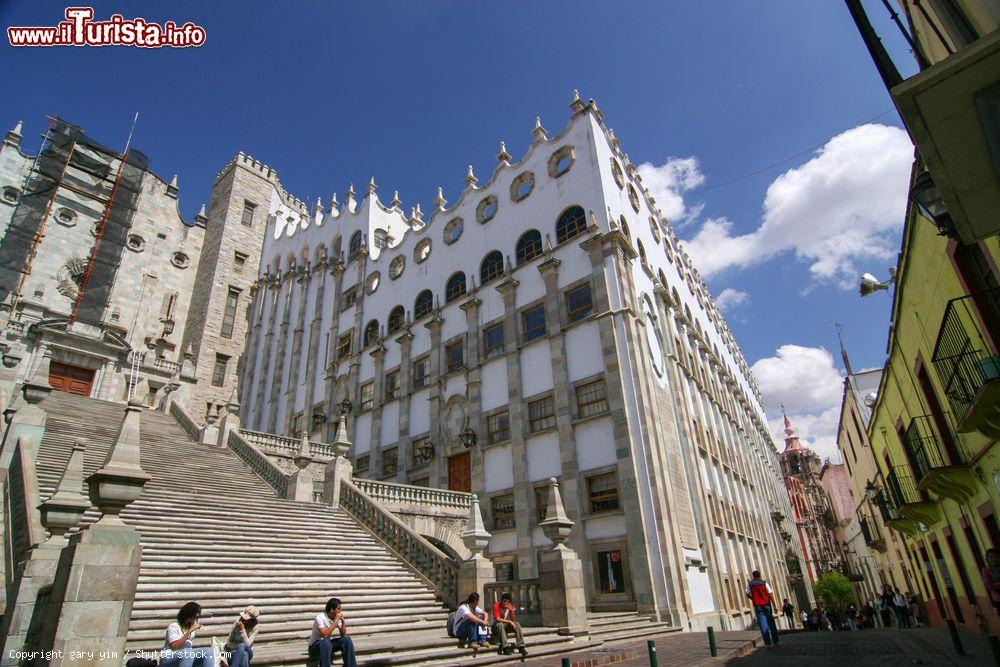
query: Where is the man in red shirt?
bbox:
[491,594,527,657]
[745,570,780,647]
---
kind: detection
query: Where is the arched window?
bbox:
[555,206,587,244]
[445,271,467,303]
[363,320,379,347]
[387,305,405,334]
[480,251,504,285]
[349,231,363,256]
[636,239,646,265]
[516,230,543,266]
[414,289,433,319]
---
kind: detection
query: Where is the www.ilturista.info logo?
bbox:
[7,7,206,48]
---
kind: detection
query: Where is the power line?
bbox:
[692,109,898,193]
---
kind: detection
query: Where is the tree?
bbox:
[813,572,853,612]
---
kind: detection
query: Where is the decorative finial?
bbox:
[464,164,478,190]
[391,191,401,208]
[194,203,207,223]
[570,89,586,114]
[367,176,377,194]
[12,120,23,135]
[532,116,548,143]
[346,183,356,197]
[166,174,179,198]
[496,141,511,164]
[433,187,447,210]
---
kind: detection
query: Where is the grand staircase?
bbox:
[32,391,589,664]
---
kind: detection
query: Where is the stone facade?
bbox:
[239,95,802,630]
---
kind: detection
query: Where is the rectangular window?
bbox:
[336,332,352,360]
[412,357,429,389]
[576,379,609,418]
[234,251,248,274]
[494,560,515,583]
[445,340,464,374]
[588,471,620,513]
[211,354,229,387]
[535,485,550,523]
[341,286,357,311]
[528,395,555,433]
[291,412,304,436]
[356,454,369,472]
[382,447,398,476]
[384,370,400,400]
[220,287,240,338]
[241,201,256,227]
[566,283,594,322]
[360,382,375,411]
[521,304,547,342]
[483,323,505,359]
[486,410,510,445]
[491,493,516,530]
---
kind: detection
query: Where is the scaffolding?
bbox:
[0,117,148,328]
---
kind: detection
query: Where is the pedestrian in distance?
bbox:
[879,584,895,628]
[781,599,795,629]
[308,597,357,667]
[746,570,780,647]
[893,588,909,628]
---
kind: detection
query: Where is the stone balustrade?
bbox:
[127,351,182,375]
[353,478,472,516]
[228,430,290,498]
[485,578,542,627]
[2,436,44,585]
[340,479,458,606]
[239,428,334,459]
[169,401,201,441]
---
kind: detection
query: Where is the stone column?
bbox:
[266,273,294,433]
[368,344,387,477]
[253,279,280,431]
[457,494,495,604]
[538,478,588,633]
[302,257,328,429]
[321,259,346,443]
[424,314,445,488]
[216,387,241,448]
[0,439,90,663]
[39,389,151,665]
[459,295,485,496]
[287,430,315,502]
[395,331,414,483]
[283,268,311,434]
[324,414,353,508]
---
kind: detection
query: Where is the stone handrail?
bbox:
[340,478,458,606]
[3,437,44,587]
[485,579,542,627]
[239,428,334,459]
[169,401,201,442]
[228,430,290,498]
[353,478,472,514]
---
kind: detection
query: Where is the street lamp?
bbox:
[312,412,327,429]
[339,399,352,415]
[858,268,896,297]
[460,426,477,449]
[910,170,957,238]
[415,440,435,463]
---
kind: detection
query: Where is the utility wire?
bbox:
[692,109,898,193]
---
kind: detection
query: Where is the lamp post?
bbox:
[460,425,477,449]
[339,399,352,416]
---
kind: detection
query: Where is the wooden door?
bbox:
[48,362,95,397]
[448,451,471,493]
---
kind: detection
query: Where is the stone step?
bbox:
[129,599,444,619]
[135,580,435,593]
[589,623,679,643]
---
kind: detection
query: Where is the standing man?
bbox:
[746,570,780,647]
[781,599,795,629]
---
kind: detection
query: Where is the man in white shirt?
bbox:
[308,597,357,667]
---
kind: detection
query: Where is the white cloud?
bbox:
[636,156,706,224]
[752,345,845,462]
[681,124,912,288]
[715,288,748,312]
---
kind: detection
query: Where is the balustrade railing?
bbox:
[3,437,44,588]
[169,401,201,441]
[127,351,182,375]
[340,479,458,606]
[228,430,290,498]
[484,579,542,627]
[353,478,472,513]
[239,429,334,459]
[885,466,922,510]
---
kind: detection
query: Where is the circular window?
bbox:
[126,234,145,252]
[548,146,575,178]
[510,172,534,202]
[476,196,499,224]
[611,158,625,189]
[366,271,381,295]
[664,239,674,264]
[649,217,660,243]
[2,187,18,203]
[56,207,76,226]
[414,238,432,264]
[444,217,463,245]
[389,255,405,280]
[172,251,190,269]
[627,185,640,213]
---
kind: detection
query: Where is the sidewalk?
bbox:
[524,630,762,667]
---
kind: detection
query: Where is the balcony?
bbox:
[902,414,977,503]
[931,288,1000,439]
[884,467,940,535]
[859,514,886,553]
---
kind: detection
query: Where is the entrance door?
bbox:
[448,451,471,493]
[48,362,95,396]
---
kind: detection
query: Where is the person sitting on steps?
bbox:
[160,602,216,667]
[455,592,490,650]
[308,598,357,667]
[492,593,527,657]
[224,605,260,667]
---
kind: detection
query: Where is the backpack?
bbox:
[446,609,462,638]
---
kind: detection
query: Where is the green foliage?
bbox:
[813,572,853,612]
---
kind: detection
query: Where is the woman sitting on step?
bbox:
[224,605,260,667]
[308,597,358,667]
[455,593,490,650]
[160,602,216,667]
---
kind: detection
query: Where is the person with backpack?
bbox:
[781,599,795,629]
[746,570,779,647]
[308,597,357,667]
[492,593,527,657]
[453,592,490,649]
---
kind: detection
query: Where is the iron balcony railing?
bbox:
[903,414,949,480]
[886,466,922,509]
[859,513,883,547]
[931,287,1000,423]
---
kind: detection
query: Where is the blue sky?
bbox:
[0,1,921,457]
